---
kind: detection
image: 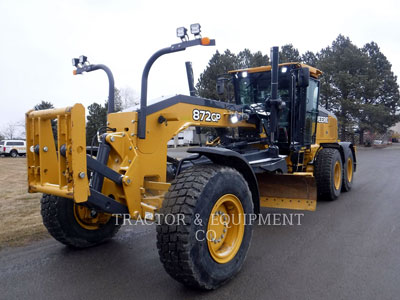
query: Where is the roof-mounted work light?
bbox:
[176,27,188,41]
[79,55,88,65]
[190,23,201,37]
[72,58,79,67]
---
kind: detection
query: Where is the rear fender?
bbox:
[339,142,357,172]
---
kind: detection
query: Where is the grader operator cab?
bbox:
[25,24,356,290]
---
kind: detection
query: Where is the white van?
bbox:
[0,140,26,157]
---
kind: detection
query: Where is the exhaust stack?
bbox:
[185,61,196,96]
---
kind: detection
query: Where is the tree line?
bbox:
[85,87,138,145]
[196,35,400,143]
[0,87,138,145]
[3,35,398,145]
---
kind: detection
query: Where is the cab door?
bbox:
[304,79,319,146]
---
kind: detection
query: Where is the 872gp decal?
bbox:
[192,109,221,122]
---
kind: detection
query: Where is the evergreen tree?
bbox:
[196,49,269,102]
[196,50,238,101]
[195,37,400,143]
[86,102,107,145]
[34,100,54,111]
[86,87,124,145]
[279,44,301,63]
[302,51,317,66]
[357,42,400,143]
[316,35,370,140]
[34,100,57,142]
[236,49,269,69]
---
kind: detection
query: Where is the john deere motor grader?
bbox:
[25,25,356,290]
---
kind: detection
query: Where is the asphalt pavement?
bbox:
[1,145,400,300]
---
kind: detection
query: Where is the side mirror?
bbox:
[298,67,310,88]
[216,78,225,95]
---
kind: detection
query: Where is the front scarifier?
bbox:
[25,23,356,290]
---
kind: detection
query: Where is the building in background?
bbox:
[390,122,400,134]
[389,122,400,142]
[167,127,201,147]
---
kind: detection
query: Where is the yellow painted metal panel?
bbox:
[106,104,256,217]
[26,104,89,203]
[257,173,317,211]
[70,104,90,203]
[144,181,171,191]
[315,115,338,143]
[38,117,58,185]
[260,197,316,211]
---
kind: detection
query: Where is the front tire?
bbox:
[41,194,121,248]
[156,165,254,290]
[314,148,343,201]
[10,150,18,158]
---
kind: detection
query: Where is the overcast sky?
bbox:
[1,0,399,134]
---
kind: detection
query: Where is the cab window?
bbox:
[233,69,290,105]
[304,79,319,145]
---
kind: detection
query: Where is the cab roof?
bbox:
[228,62,323,79]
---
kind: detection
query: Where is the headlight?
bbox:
[230,113,239,124]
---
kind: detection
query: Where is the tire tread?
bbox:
[314,148,341,200]
[157,165,250,289]
[41,194,120,248]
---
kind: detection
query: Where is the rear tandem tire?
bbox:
[40,194,121,248]
[314,148,343,201]
[156,165,254,290]
[342,150,354,192]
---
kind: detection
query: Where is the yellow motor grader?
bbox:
[25,24,356,290]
